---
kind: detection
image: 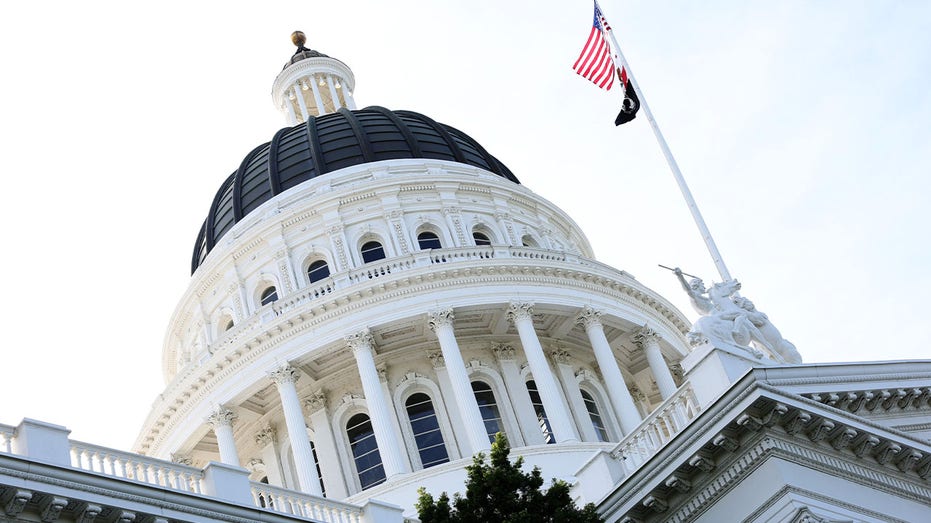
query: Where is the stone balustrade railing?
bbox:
[611,382,701,474]
[70,440,205,493]
[251,481,364,522]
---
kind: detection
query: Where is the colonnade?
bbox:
[203,303,679,496]
[282,72,357,124]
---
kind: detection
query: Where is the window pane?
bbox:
[405,393,449,468]
[260,287,278,306]
[581,390,609,442]
[361,241,386,263]
[417,232,442,250]
[471,381,504,442]
[310,439,326,496]
[346,414,386,489]
[526,380,555,444]
[307,260,330,283]
[473,232,491,246]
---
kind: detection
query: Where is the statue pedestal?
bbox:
[681,342,768,408]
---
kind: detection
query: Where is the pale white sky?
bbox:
[0,1,928,451]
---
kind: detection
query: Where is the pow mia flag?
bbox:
[615,78,640,126]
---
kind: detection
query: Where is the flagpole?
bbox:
[603,27,734,283]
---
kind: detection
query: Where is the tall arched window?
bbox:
[307,260,330,283]
[471,381,505,442]
[360,241,386,263]
[346,413,386,489]
[472,231,492,246]
[405,393,449,468]
[580,389,609,442]
[260,286,278,306]
[526,380,555,444]
[417,231,442,250]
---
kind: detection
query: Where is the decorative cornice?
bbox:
[427,308,455,332]
[506,302,534,323]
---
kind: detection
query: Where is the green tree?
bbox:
[416,433,604,523]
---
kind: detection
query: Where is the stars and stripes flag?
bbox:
[572,1,620,90]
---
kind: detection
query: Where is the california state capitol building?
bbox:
[2,14,931,523]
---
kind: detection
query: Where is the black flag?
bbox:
[614,79,640,126]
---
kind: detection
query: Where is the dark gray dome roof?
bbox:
[192,106,520,273]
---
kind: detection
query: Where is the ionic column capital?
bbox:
[427,308,455,331]
[507,302,535,323]
[268,364,300,385]
[575,306,604,330]
[254,426,277,446]
[345,329,375,351]
[631,324,661,349]
[206,406,237,428]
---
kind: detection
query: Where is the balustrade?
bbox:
[0,423,13,453]
[611,382,701,474]
[251,481,363,522]
[69,441,205,493]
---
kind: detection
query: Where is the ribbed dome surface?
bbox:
[192,106,519,273]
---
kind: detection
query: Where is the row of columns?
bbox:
[283,73,358,124]
[203,303,678,496]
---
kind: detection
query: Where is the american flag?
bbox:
[572,2,619,90]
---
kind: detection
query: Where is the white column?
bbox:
[345,89,357,109]
[325,75,342,112]
[346,329,410,477]
[491,344,537,446]
[551,349,597,442]
[378,364,413,470]
[427,352,465,459]
[633,325,678,400]
[576,307,642,434]
[306,390,350,498]
[310,75,327,116]
[206,406,241,466]
[507,302,578,443]
[283,99,298,125]
[428,309,491,453]
[254,426,285,487]
[269,365,323,496]
[293,83,310,121]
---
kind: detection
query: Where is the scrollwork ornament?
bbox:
[575,306,603,330]
[427,309,455,332]
[492,343,516,361]
[631,324,660,349]
[254,426,277,446]
[345,329,375,351]
[268,364,300,385]
[506,302,534,323]
[305,390,327,412]
[206,406,237,428]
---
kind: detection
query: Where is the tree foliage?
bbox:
[416,433,604,523]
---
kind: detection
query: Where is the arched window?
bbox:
[360,241,386,263]
[525,380,555,444]
[472,231,492,246]
[581,389,608,442]
[260,286,278,306]
[417,231,442,250]
[307,260,330,283]
[405,393,449,468]
[521,235,539,248]
[471,381,505,442]
[346,413,386,489]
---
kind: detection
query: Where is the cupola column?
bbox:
[268,365,323,496]
[206,406,241,466]
[309,76,327,116]
[346,330,410,477]
[282,99,298,125]
[576,307,642,434]
[632,325,678,400]
[325,75,341,112]
[293,83,310,122]
[507,303,578,443]
[428,309,492,454]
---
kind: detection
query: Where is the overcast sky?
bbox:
[0,1,928,451]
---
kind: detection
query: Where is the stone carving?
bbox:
[673,268,801,363]
[492,343,516,361]
[427,351,446,368]
[206,406,237,428]
[305,390,327,412]
[3,489,32,516]
[427,309,455,331]
[631,325,660,349]
[40,496,68,522]
[345,329,374,351]
[254,426,277,446]
[550,348,571,365]
[76,503,102,523]
[171,453,194,466]
[268,364,300,385]
[506,302,534,323]
[575,306,603,330]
